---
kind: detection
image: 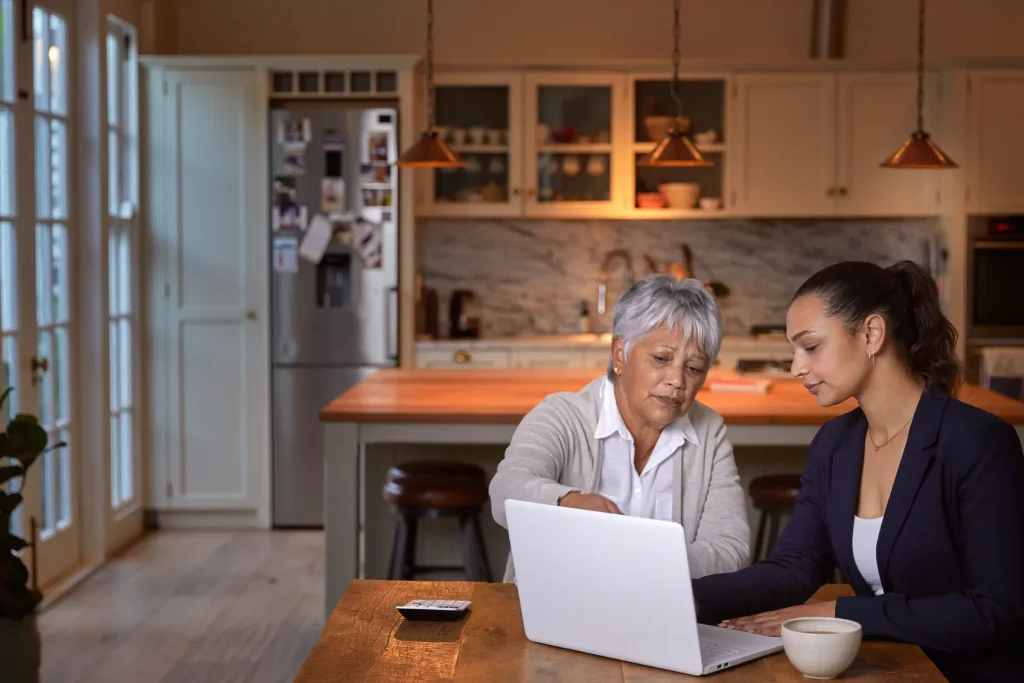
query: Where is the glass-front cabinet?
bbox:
[419,72,523,217]
[522,72,626,217]
[417,71,627,218]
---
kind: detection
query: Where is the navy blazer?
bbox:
[692,391,1024,683]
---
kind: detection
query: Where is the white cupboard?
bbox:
[730,71,941,217]
[145,65,270,526]
[966,70,1024,214]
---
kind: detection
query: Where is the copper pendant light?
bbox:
[638,0,712,167]
[396,0,464,168]
[880,0,957,169]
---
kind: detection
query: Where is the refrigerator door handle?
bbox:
[386,286,398,360]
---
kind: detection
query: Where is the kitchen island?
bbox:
[318,368,1024,618]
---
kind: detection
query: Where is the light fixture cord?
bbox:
[426,0,436,130]
[915,0,925,134]
[670,0,683,120]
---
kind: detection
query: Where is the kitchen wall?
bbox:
[147,0,1024,62]
[420,218,942,337]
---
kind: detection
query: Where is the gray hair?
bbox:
[607,275,723,381]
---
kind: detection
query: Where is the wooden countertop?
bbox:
[319,368,1024,425]
[293,580,943,682]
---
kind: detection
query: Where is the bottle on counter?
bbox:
[578,300,591,333]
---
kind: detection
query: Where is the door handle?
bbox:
[246,310,257,320]
[31,356,48,372]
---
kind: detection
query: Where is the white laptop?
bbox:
[504,498,783,676]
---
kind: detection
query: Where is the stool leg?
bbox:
[473,514,492,582]
[766,510,781,558]
[458,514,484,581]
[752,509,768,563]
[390,512,418,580]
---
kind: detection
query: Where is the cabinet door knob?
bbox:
[453,350,471,364]
[826,187,836,197]
[838,187,848,196]
[246,310,257,320]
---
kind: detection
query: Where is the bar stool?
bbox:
[749,473,803,563]
[383,461,493,582]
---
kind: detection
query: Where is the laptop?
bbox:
[504,499,783,676]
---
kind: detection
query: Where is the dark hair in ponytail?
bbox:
[792,260,962,396]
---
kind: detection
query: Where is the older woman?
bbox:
[490,275,750,583]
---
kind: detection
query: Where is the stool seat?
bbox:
[384,461,488,509]
[749,474,803,508]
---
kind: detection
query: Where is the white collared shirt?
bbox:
[593,377,699,521]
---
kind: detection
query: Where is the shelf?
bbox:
[450,144,509,154]
[537,144,612,154]
[626,207,731,219]
[632,142,726,154]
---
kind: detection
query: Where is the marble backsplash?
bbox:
[420,218,943,337]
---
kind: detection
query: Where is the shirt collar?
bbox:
[595,377,701,447]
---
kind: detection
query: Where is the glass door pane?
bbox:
[433,85,511,206]
[534,85,612,204]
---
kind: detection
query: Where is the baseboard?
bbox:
[38,563,101,611]
[148,509,269,530]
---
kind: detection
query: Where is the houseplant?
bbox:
[0,387,65,683]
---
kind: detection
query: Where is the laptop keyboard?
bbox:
[700,641,741,664]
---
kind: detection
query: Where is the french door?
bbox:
[1,0,79,589]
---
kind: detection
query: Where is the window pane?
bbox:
[49,120,66,219]
[107,229,118,314]
[0,0,13,103]
[51,223,67,322]
[106,33,118,127]
[118,229,131,315]
[108,319,119,410]
[119,412,132,502]
[40,442,52,533]
[1,334,16,418]
[0,222,16,332]
[58,427,70,526]
[32,8,47,112]
[0,108,12,216]
[109,414,120,506]
[35,224,51,325]
[37,329,52,427]
[107,130,119,213]
[54,325,68,422]
[47,13,66,115]
[35,116,50,218]
[119,318,131,406]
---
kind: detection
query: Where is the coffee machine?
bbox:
[449,290,480,338]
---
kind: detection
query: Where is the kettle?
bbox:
[449,290,481,339]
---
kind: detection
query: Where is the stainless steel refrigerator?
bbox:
[269,103,399,527]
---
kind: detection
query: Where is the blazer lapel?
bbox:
[875,392,946,587]
[829,411,871,595]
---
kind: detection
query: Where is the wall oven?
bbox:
[969,216,1024,341]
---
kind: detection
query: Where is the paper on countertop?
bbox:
[299,213,332,264]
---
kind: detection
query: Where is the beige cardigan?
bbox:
[489,376,750,583]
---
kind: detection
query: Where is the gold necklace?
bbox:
[867,414,914,452]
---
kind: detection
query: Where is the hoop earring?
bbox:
[868,352,875,365]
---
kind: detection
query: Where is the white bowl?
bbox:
[781,617,862,680]
[658,182,701,209]
[699,197,722,210]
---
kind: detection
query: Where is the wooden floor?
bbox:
[38,531,325,683]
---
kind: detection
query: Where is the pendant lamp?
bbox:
[638,0,711,167]
[880,0,957,169]
[396,0,464,168]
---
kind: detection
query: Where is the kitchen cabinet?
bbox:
[143,65,270,522]
[729,71,941,217]
[510,349,582,369]
[417,71,628,218]
[966,69,1024,214]
[417,347,510,369]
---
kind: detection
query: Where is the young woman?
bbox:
[692,260,1024,683]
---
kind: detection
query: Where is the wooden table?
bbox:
[318,368,1024,618]
[294,580,945,682]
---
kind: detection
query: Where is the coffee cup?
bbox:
[781,617,862,680]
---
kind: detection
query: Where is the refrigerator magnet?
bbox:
[353,219,383,269]
[322,128,345,151]
[282,151,307,176]
[272,236,299,274]
[277,118,312,145]
[366,131,390,164]
[321,178,346,213]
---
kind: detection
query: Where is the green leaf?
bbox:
[0,464,23,485]
[0,492,21,516]
[11,413,39,425]
[0,386,12,412]
[6,532,27,551]
[4,419,48,465]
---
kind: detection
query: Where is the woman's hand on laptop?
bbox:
[718,600,837,637]
[557,492,621,514]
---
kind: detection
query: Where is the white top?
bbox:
[852,516,885,596]
[593,378,697,521]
